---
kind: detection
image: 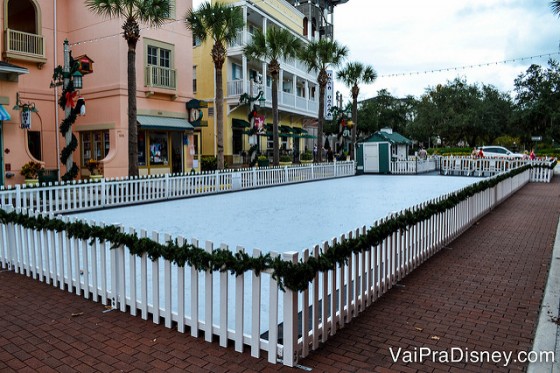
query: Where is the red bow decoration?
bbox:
[65,91,77,108]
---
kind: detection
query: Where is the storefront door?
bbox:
[171,132,182,173]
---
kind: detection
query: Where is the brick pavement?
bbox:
[1,179,558,372]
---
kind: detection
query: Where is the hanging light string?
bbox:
[70,19,183,47]
[378,51,560,78]
[69,21,559,79]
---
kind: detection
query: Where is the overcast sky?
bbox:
[334,0,559,100]
[192,0,559,100]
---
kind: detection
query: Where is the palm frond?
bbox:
[552,0,560,16]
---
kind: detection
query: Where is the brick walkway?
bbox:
[1,179,558,372]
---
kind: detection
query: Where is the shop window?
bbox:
[27,131,41,160]
[81,130,110,166]
[281,136,288,150]
[149,132,169,166]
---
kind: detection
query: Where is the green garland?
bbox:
[0,165,535,291]
[248,144,258,167]
[58,73,81,181]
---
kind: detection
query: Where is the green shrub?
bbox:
[201,156,217,171]
[300,151,313,161]
[20,161,43,179]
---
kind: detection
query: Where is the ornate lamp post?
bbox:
[239,75,266,166]
[50,40,91,181]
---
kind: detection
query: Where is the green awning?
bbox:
[138,115,193,131]
[232,118,250,128]
[292,127,308,134]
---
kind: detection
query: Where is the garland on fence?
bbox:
[0,165,535,291]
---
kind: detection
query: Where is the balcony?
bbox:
[227,82,318,116]
[4,28,46,66]
[145,65,177,90]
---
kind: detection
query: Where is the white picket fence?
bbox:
[439,157,555,182]
[0,161,355,214]
[391,158,437,174]
[0,168,531,367]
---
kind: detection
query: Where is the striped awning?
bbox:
[0,104,10,121]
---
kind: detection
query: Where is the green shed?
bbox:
[356,128,412,174]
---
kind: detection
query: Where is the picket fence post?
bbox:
[282,251,298,367]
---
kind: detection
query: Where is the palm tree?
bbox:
[552,1,560,16]
[186,2,244,170]
[244,27,302,165]
[336,62,377,160]
[86,0,171,177]
[300,39,348,162]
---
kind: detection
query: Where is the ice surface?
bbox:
[73,174,478,253]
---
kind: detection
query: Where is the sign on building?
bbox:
[324,70,333,120]
[20,108,31,129]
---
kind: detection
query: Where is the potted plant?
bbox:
[300,151,313,164]
[279,154,292,166]
[20,161,43,186]
[86,159,103,180]
[257,155,269,167]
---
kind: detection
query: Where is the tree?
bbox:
[551,1,560,16]
[336,62,377,160]
[356,89,413,138]
[186,2,244,170]
[513,60,560,146]
[244,27,302,165]
[300,39,348,162]
[86,0,171,177]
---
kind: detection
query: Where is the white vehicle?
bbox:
[478,146,523,159]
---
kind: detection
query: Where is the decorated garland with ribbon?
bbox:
[58,71,81,181]
[0,164,549,291]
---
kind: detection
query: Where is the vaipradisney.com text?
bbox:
[389,347,555,367]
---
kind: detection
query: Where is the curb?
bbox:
[528,216,560,373]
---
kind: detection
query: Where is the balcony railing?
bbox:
[145,65,177,90]
[4,28,46,63]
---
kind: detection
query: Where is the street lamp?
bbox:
[72,71,83,89]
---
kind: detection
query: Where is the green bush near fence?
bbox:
[428,147,472,156]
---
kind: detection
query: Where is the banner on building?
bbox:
[324,70,334,120]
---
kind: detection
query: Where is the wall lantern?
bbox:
[12,93,38,129]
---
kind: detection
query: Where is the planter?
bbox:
[258,159,269,167]
[300,160,313,164]
[90,175,103,181]
[279,161,292,166]
[24,179,39,186]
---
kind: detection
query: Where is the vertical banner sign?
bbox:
[324,70,333,120]
[20,107,31,129]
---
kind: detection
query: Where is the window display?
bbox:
[149,132,168,166]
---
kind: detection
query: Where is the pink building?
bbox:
[0,0,196,186]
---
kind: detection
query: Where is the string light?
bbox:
[378,52,560,78]
[70,19,182,47]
